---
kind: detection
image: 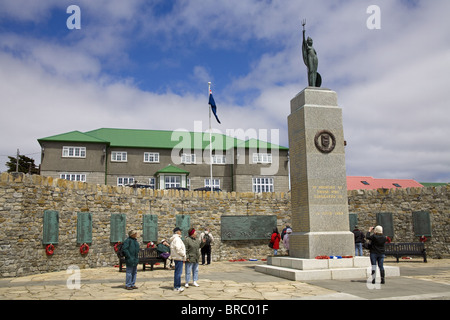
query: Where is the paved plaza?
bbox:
[0,258,449,300]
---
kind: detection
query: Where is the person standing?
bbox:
[200,228,214,265]
[122,230,140,290]
[353,226,365,256]
[366,226,388,284]
[184,228,206,287]
[170,227,186,292]
[283,228,292,255]
[270,227,281,255]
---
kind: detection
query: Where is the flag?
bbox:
[208,91,221,124]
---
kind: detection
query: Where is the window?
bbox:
[205,179,220,188]
[144,152,159,163]
[117,177,134,186]
[252,177,274,193]
[112,152,127,162]
[165,176,181,188]
[393,183,402,187]
[149,178,156,189]
[181,153,196,164]
[62,146,86,158]
[212,155,226,164]
[253,153,272,164]
[361,181,370,185]
[60,173,86,182]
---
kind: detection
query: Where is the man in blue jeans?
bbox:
[122,230,140,290]
[353,226,365,256]
[169,227,186,292]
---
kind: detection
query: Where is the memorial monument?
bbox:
[256,20,399,281]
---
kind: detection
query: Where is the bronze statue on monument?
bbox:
[302,19,321,87]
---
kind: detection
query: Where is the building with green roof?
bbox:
[38,128,289,192]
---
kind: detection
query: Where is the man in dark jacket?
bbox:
[353,226,365,256]
[122,230,140,290]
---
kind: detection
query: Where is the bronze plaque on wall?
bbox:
[221,215,277,240]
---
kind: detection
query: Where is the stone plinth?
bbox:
[287,87,354,259]
[255,256,400,281]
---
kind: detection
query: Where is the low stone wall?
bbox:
[0,173,290,277]
[348,186,450,258]
[0,172,448,277]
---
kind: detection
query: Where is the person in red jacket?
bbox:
[270,227,281,255]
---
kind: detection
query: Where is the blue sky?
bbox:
[0,0,449,182]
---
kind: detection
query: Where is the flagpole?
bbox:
[208,82,213,192]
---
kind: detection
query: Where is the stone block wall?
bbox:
[348,187,450,258]
[0,173,290,277]
[0,172,448,277]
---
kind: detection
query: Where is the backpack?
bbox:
[115,242,126,258]
[204,233,211,246]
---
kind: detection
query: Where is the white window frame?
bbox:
[111,151,127,162]
[60,173,87,182]
[117,177,134,186]
[144,152,160,163]
[165,176,181,188]
[62,146,86,158]
[181,153,196,164]
[252,153,272,164]
[205,178,220,188]
[148,178,156,189]
[212,155,226,164]
[252,177,274,193]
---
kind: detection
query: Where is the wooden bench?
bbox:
[118,247,167,272]
[385,242,427,262]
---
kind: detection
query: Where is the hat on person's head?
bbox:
[188,228,196,236]
[173,227,181,233]
[128,230,137,237]
[286,228,292,233]
[374,225,383,234]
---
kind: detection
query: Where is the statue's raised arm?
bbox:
[301,19,308,67]
[300,19,321,87]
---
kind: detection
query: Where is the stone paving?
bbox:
[0,258,449,300]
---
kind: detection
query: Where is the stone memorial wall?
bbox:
[0,172,448,277]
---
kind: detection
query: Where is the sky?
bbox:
[0,0,449,182]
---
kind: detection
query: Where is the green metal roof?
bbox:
[155,164,190,175]
[236,138,289,151]
[38,128,288,151]
[38,131,109,145]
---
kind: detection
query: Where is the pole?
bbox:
[208,82,213,192]
[16,149,19,173]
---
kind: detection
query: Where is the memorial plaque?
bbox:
[77,212,92,244]
[110,213,126,243]
[143,214,158,242]
[376,212,394,239]
[176,215,190,238]
[43,210,59,244]
[349,213,358,231]
[412,211,432,237]
[221,215,277,240]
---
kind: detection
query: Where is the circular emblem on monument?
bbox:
[314,130,336,153]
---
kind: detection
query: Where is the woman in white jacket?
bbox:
[170,227,186,292]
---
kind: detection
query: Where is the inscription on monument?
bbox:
[311,185,344,200]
